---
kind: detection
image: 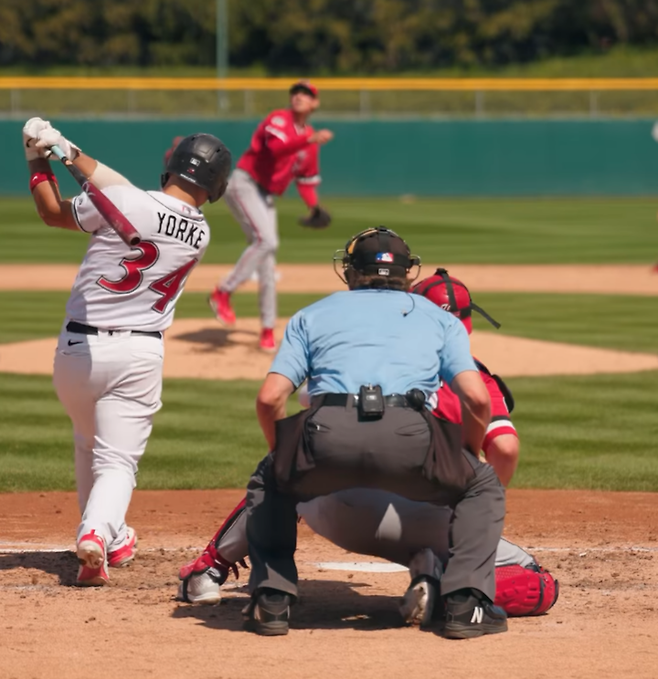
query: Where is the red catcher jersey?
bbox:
[433,358,517,454]
[236,108,320,195]
[67,186,209,332]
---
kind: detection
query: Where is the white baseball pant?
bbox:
[53,325,163,552]
[221,169,279,329]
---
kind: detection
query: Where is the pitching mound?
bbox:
[1,318,657,380]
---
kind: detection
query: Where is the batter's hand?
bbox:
[23,117,52,161]
[308,129,334,146]
[35,127,81,161]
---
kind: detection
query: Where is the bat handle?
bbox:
[49,144,67,161]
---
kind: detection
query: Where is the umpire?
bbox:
[243,227,507,638]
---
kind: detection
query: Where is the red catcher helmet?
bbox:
[412,268,500,335]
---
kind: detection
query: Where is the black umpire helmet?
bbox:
[161,133,232,203]
[333,227,421,283]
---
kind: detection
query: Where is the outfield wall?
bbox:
[3,119,658,196]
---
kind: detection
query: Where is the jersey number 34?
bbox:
[97,241,197,314]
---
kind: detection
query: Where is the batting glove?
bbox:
[35,127,81,161]
[22,117,52,161]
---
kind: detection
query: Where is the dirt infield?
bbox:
[1,262,658,295]
[0,488,656,679]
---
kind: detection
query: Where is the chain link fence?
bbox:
[3,78,658,119]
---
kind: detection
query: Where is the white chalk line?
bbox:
[1,544,657,556]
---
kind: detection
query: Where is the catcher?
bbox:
[207,80,333,352]
[177,268,558,625]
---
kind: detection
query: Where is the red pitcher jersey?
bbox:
[432,359,517,454]
[236,108,320,195]
[67,186,209,332]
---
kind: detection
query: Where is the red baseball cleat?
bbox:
[76,530,109,586]
[208,288,236,326]
[259,328,276,352]
[108,526,138,568]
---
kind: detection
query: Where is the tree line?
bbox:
[1,0,658,72]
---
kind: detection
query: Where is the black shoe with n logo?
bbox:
[243,588,292,636]
[443,588,508,639]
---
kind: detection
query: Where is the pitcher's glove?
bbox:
[299,205,331,229]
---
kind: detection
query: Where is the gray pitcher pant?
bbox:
[245,405,505,601]
[216,487,533,572]
[221,169,279,328]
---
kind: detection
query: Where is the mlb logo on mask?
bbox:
[376,252,394,263]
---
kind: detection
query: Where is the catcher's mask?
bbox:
[412,268,500,335]
[333,227,421,284]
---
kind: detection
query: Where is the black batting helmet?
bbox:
[160,133,232,203]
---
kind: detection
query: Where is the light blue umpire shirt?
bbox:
[269,289,477,401]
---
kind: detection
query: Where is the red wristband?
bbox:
[29,170,57,192]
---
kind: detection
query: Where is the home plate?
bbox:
[314,561,408,573]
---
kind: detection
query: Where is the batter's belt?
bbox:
[66,321,162,339]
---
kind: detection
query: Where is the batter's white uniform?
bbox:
[53,185,209,551]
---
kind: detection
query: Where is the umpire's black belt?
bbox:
[316,393,411,408]
[66,321,162,340]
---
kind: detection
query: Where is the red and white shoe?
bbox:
[76,530,109,587]
[108,526,138,568]
[259,328,276,353]
[208,288,236,326]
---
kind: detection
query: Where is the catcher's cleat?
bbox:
[178,549,246,605]
[399,575,439,627]
[443,588,508,639]
[243,589,291,636]
[399,548,443,626]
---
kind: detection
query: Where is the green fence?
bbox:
[3,119,658,196]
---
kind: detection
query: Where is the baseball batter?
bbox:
[23,118,231,586]
[177,270,558,623]
[208,80,334,352]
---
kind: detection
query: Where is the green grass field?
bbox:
[2,290,658,353]
[4,196,658,264]
[1,370,657,493]
[1,195,657,494]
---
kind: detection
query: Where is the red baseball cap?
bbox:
[290,80,319,98]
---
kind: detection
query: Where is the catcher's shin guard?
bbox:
[178,497,248,602]
[494,563,559,616]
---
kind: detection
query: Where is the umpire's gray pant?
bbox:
[245,405,505,602]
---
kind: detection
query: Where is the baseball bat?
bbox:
[49,145,141,247]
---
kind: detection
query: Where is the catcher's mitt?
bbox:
[494,563,559,617]
[299,206,331,229]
